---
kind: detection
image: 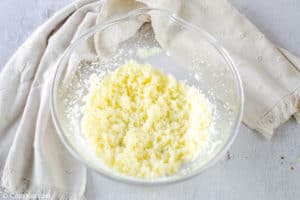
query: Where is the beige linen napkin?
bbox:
[0,0,299,199]
[0,1,101,199]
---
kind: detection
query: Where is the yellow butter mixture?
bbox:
[82,60,213,178]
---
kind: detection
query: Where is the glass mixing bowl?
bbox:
[51,8,244,184]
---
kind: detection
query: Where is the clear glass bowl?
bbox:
[51,8,244,184]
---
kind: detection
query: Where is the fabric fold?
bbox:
[0,0,102,199]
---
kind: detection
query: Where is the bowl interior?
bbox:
[51,8,243,184]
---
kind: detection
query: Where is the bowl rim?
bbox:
[50,7,244,185]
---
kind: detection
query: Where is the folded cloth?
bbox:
[0,0,299,199]
[0,1,101,199]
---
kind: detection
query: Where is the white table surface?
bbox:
[0,0,299,200]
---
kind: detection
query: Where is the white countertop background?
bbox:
[0,0,299,199]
